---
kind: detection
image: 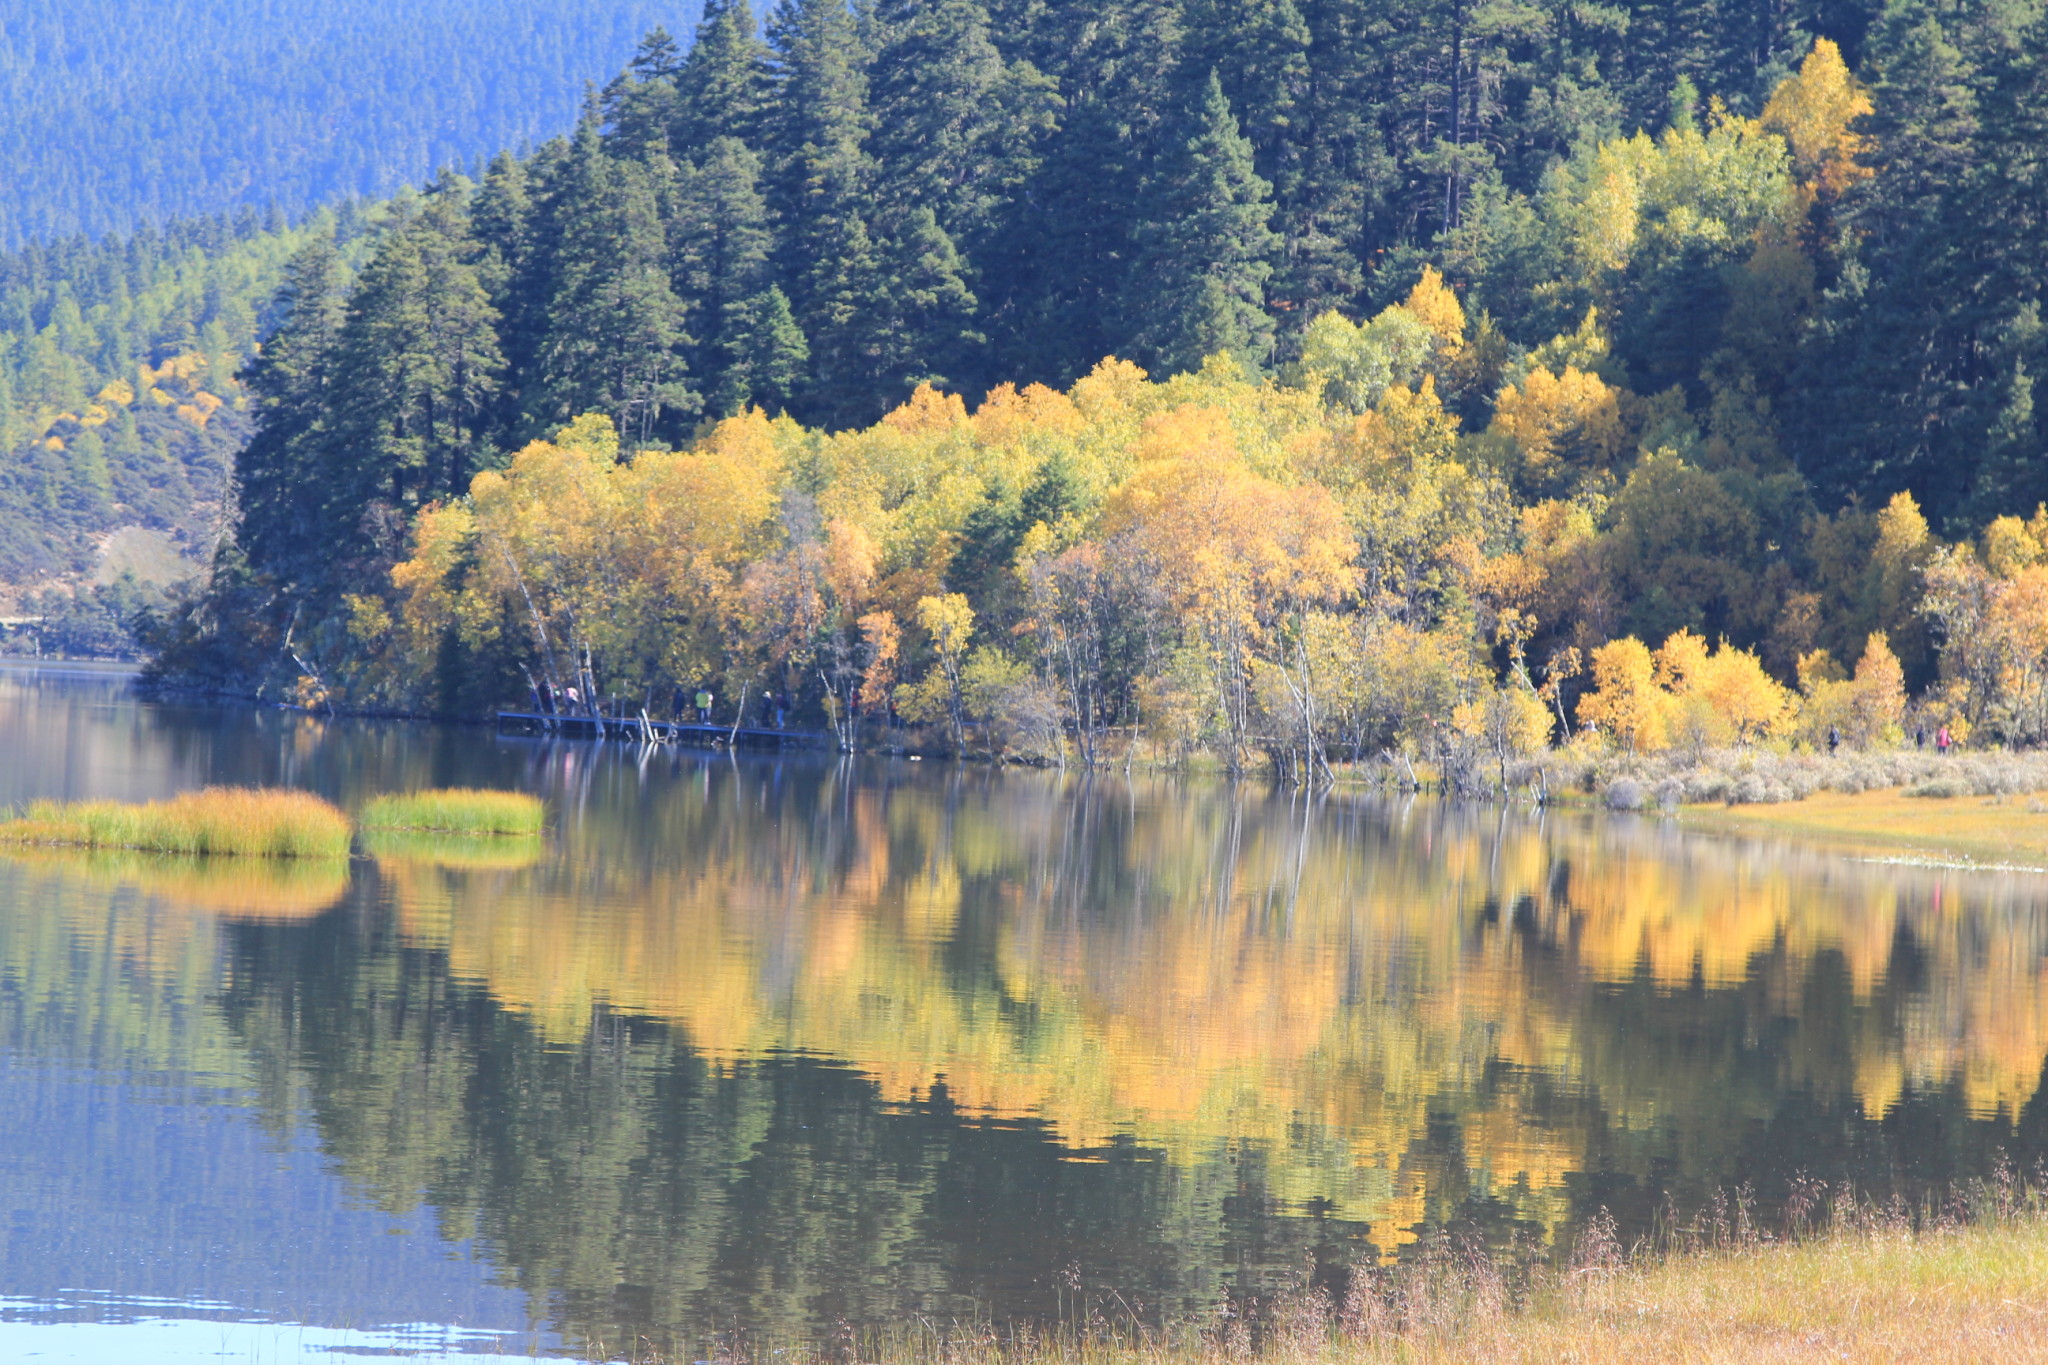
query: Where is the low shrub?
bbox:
[358,788,544,836]
[1538,745,2048,808]
[1604,778,1646,811]
[0,787,351,858]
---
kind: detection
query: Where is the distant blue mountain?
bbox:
[0,0,700,247]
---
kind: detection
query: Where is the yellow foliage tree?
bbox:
[1488,365,1627,494]
[1760,38,1874,202]
[1577,637,1666,752]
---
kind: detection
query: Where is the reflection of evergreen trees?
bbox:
[214,900,1369,1354]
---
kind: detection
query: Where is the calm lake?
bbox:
[2,663,2045,1362]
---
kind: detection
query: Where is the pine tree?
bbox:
[469,150,539,433]
[874,205,983,396]
[675,0,773,154]
[234,232,349,583]
[799,207,887,426]
[329,177,505,522]
[532,131,697,446]
[868,0,1049,247]
[981,0,1182,385]
[1126,71,1281,376]
[674,136,778,409]
[603,28,686,161]
[1788,0,2037,527]
[765,0,882,417]
[719,284,810,414]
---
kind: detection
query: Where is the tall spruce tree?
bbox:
[720,284,810,413]
[673,136,784,413]
[766,0,883,423]
[1789,0,2027,526]
[532,128,697,446]
[327,178,504,534]
[1126,70,1282,375]
[874,205,983,396]
[602,28,686,161]
[675,0,773,154]
[234,232,348,587]
[868,0,1049,248]
[982,0,1184,385]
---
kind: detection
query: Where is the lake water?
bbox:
[2,663,2046,1361]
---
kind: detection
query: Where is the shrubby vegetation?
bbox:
[358,788,545,836]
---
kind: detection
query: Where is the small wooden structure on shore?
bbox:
[495,710,831,749]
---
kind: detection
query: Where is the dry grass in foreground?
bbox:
[1361,1217,2048,1363]
[358,787,544,836]
[608,1192,2048,1365]
[0,787,350,858]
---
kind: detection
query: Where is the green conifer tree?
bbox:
[533,133,697,447]
[1126,71,1281,376]
[718,285,810,414]
[330,178,505,523]
[675,0,773,153]
[874,205,983,396]
[234,232,349,584]
[674,136,776,406]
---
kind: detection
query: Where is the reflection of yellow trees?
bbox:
[0,845,350,920]
[373,777,2048,1248]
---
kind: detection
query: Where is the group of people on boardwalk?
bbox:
[525,677,791,733]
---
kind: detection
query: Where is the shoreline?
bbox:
[1675,786,2048,868]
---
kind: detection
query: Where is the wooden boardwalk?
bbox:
[495,710,832,748]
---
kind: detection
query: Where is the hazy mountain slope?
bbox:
[0,0,697,248]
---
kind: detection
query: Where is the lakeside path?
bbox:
[1678,787,2048,868]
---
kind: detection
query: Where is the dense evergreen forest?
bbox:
[143,0,2048,764]
[0,1,692,247]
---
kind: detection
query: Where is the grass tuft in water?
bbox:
[0,787,352,858]
[358,788,545,836]
[360,827,546,870]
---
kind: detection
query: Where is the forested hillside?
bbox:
[0,208,389,656]
[145,0,2048,761]
[0,1,691,248]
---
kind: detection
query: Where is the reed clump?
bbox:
[358,787,545,836]
[0,787,352,858]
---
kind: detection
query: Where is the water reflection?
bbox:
[4,669,2048,1359]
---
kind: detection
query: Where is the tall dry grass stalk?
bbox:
[358,787,544,836]
[0,787,351,858]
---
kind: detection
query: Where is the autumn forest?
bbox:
[54,0,2046,771]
